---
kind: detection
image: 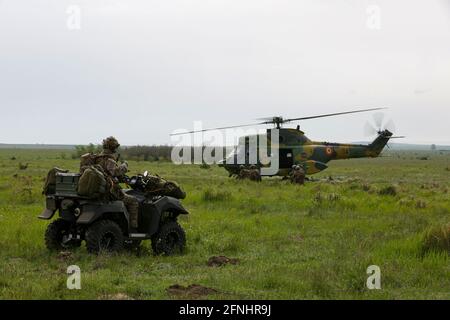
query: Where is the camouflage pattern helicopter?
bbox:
[173,108,402,177]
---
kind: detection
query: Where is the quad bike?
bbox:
[39,171,188,255]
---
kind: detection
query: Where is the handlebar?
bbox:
[124,174,148,191]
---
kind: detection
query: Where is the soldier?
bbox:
[290,164,306,185]
[237,165,250,180]
[249,165,262,182]
[96,137,140,229]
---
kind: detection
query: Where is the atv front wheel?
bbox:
[85,220,124,254]
[45,218,81,251]
[151,221,186,255]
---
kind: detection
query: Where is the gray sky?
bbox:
[0,0,449,145]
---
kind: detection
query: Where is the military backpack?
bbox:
[77,165,107,199]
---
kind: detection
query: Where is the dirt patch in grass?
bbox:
[167,284,218,298]
[207,256,239,267]
[100,293,134,300]
[290,235,304,242]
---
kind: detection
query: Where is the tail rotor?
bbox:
[364,112,396,137]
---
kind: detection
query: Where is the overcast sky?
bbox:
[0,0,449,145]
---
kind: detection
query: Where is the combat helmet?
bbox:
[102,136,120,152]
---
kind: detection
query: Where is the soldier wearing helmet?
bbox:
[290,163,306,185]
[237,165,261,182]
[237,165,250,180]
[249,165,262,182]
[102,136,120,152]
[96,136,140,229]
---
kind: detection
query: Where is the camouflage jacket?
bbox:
[290,168,305,183]
[96,151,126,178]
[95,150,128,199]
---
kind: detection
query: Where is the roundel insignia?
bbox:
[326,147,333,155]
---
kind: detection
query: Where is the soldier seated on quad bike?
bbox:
[40,138,189,255]
[95,137,140,229]
[78,137,187,230]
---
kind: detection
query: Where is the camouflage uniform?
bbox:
[237,166,251,180]
[96,137,140,228]
[237,165,261,181]
[248,165,262,182]
[290,164,305,185]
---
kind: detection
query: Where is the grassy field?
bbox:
[0,149,448,300]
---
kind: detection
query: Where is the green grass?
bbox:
[0,149,449,299]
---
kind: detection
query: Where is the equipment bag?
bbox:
[43,167,69,195]
[79,153,98,174]
[162,181,186,199]
[77,165,107,198]
[144,175,186,199]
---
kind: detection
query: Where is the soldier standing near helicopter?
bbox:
[237,165,250,180]
[249,165,262,182]
[290,164,306,185]
[237,165,261,181]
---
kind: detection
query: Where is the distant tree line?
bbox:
[121,145,172,161]
[72,144,228,162]
[121,145,228,162]
[71,144,102,159]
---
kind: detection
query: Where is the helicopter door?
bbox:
[279,148,294,169]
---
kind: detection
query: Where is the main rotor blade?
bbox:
[255,116,278,121]
[284,107,387,122]
[170,122,266,136]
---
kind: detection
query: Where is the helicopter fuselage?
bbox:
[220,128,392,176]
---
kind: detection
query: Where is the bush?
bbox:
[13,176,35,204]
[421,224,450,255]
[72,144,102,159]
[415,200,427,209]
[199,163,211,169]
[314,192,340,206]
[202,189,232,202]
[121,145,172,161]
[378,184,398,196]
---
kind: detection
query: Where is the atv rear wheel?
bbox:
[45,218,81,251]
[151,220,186,255]
[85,220,124,254]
